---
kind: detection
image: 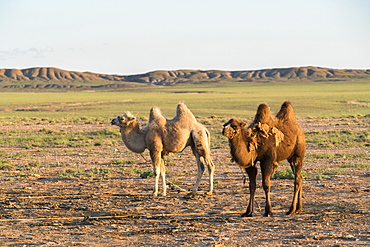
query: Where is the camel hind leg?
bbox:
[190,153,205,195]
[190,154,214,196]
[190,126,215,195]
[205,156,215,195]
[287,156,303,215]
[260,160,275,217]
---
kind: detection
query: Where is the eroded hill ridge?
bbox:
[1,66,369,86]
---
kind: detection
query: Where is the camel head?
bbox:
[223,118,259,153]
[222,118,247,140]
[111,112,137,128]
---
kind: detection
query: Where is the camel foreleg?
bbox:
[150,150,166,197]
[160,157,167,196]
[242,165,257,217]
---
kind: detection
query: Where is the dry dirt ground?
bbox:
[0,117,369,246]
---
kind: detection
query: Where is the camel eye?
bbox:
[232,125,238,130]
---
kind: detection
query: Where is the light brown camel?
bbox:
[111,103,215,197]
[222,101,306,217]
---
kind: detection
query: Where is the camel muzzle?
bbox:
[222,126,235,139]
[111,117,121,125]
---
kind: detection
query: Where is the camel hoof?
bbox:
[287,210,300,215]
[184,192,201,199]
[263,212,274,217]
[241,212,253,217]
[205,191,213,196]
[184,194,195,199]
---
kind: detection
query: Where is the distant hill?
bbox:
[1,66,369,89]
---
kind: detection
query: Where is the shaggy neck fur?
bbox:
[228,130,257,168]
[119,121,146,153]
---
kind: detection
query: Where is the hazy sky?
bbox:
[1,0,369,75]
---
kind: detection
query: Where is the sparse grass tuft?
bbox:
[305,130,370,148]
[111,159,136,165]
[0,160,14,170]
[57,167,114,180]
[273,167,308,179]
[139,169,154,179]
[167,180,184,185]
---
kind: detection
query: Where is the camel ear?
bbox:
[127,116,136,122]
[240,122,247,128]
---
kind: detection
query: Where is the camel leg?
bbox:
[190,153,205,196]
[190,127,214,195]
[160,157,167,196]
[261,161,274,217]
[191,155,215,196]
[242,165,257,217]
[150,150,162,197]
[205,156,215,195]
[287,157,303,215]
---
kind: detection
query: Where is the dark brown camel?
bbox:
[222,101,306,217]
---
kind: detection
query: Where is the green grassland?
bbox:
[0,79,369,182]
[0,80,369,120]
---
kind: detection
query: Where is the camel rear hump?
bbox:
[276,101,296,122]
[174,103,197,123]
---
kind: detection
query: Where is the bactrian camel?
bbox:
[111,103,215,197]
[222,101,306,217]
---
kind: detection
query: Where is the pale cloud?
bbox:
[0,47,54,60]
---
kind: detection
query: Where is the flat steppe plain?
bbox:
[0,116,369,246]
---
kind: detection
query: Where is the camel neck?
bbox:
[229,132,256,168]
[120,122,146,153]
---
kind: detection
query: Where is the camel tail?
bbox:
[276,101,296,121]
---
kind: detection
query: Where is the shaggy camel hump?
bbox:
[174,103,197,122]
[149,106,165,124]
[251,103,274,126]
[149,103,196,126]
[276,101,296,122]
